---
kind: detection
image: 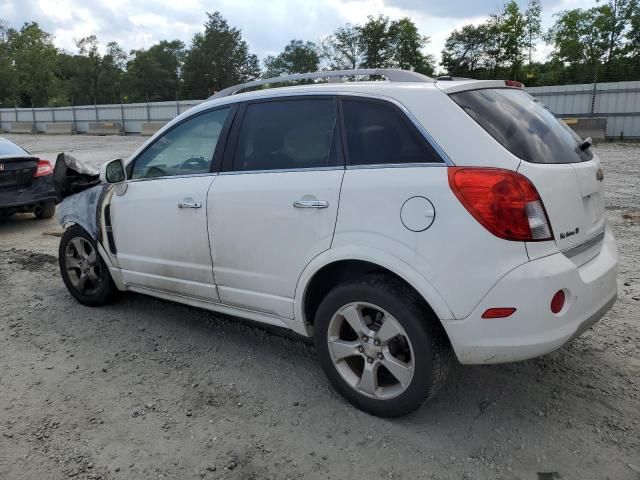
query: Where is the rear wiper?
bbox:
[579,137,592,151]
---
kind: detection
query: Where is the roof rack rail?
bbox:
[210,68,434,99]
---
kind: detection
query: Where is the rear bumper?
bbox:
[0,176,57,210]
[443,223,618,364]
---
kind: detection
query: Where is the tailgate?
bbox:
[518,158,605,264]
[448,86,605,264]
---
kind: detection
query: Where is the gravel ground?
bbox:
[1,134,639,480]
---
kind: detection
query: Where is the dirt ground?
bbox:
[1,134,639,480]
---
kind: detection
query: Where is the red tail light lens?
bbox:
[550,290,565,314]
[505,80,524,88]
[482,307,517,319]
[34,159,53,177]
[448,167,554,241]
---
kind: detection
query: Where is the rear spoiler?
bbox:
[435,79,524,94]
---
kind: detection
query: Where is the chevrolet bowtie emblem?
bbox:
[596,167,604,182]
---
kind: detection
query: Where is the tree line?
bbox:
[0,0,639,108]
[442,0,640,86]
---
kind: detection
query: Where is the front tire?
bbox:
[59,225,118,306]
[314,275,451,417]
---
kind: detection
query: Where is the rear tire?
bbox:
[59,225,118,306]
[34,200,56,219]
[314,274,451,417]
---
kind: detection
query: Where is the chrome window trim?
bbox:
[127,172,218,183]
[562,229,606,259]
[335,91,453,166]
[346,162,448,170]
[215,90,453,170]
[219,166,344,176]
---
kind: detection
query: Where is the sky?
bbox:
[0,0,598,66]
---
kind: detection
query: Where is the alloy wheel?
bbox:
[327,302,415,400]
[65,237,101,295]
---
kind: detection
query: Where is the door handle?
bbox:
[178,198,202,209]
[293,200,329,209]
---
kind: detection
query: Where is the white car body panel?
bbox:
[109,175,220,301]
[208,169,343,318]
[333,166,528,319]
[79,78,617,366]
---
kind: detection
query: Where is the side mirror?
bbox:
[100,158,126,184]
[99,159,127,195]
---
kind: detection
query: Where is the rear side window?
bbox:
[0,139,28,156]
[233,99,339,171]
[450,88,593,164]
[341,98,443,166]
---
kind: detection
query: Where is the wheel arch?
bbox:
[294,246,455,337]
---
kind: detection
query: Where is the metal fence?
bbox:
[0,99,204,134]
[2,80,640,138]
[527,80,640,139]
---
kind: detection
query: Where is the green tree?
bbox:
[0,20,18,106]
[626,3,640,58]
[321,24,361,70]
[440,24,489,76]
[525,0,542,71]
[500,1,528,79]
[100,41,126,103]
[9,22,58,106]
[75,35,101,102]
[388,17,434,74]
[358,15,394,68]
[182,11,260,98]
[547,8,610,82]
[126,40,185,101]
[597,0,638,63]
[264,40,320,77]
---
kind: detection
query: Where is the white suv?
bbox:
[57,69,618,417]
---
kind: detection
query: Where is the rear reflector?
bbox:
[504,80,524,88]
[482,307,516,319]
[448,167,554,242]
[551,290,565,314]
[34,159,53,177]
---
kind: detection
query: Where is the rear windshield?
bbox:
[0,138,29,156]
[450,88,593,164]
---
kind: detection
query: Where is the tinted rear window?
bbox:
[0,138,29,156]
[342,98,443,166]
[450,88,593,164]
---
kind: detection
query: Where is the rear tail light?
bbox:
[448,167,553,241]
[504,80,524,88]
[34,159,53,177]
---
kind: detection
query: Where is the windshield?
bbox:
[450,88,593,164]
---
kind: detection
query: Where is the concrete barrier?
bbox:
[10,122,35,134]
[46,122,75,134]
[141,122,166,136]
[562,117,607,142]
[87,122,123,135]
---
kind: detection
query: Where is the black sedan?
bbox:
[0,137,57,219]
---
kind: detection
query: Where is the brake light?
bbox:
[34,159,53,177]
[505,80,524,88]
[448,167,553,241]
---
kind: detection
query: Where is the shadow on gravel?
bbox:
[100,288,621,429]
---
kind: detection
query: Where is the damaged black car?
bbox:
[0,137,57,219]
